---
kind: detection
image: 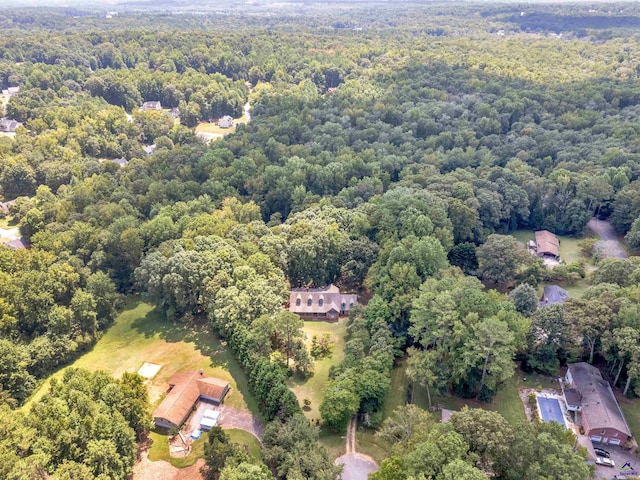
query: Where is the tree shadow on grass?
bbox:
[287,371,316,387]
[129,301,262,420]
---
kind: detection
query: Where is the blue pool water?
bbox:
[537,396,566,429]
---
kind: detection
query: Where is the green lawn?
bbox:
[287,319,347,422]
[318,426,347,459]
[148,427,262,468]
[382,359,558,427]
[195,122,236,135]
[22,297,260,420]
[0,216,17,229]
[356,430,388,465]
[227,428,262,460]
[546,279,590,299]
[618,395,640,444]
[511,229,585,264]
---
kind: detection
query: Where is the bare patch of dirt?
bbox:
[133,449,205,480]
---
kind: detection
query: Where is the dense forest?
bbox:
[1,2,640,479]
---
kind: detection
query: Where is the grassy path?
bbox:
[288,319,347,421]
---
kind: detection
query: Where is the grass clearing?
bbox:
[195,122,236,135]
[383,359,557,428]
[618,395,640,442]
[287,319,347,421]
[318,426,346,459]
[148,427,262,468]
[227,428,262,460]
[0,216,17,229]
[356,430,388,465]
[511,229,585,264]
[22,297,259,420]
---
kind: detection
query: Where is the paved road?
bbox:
[334,416,378,480]
[587,218,628,259]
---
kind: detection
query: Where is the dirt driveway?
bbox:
[133,448,205,480]
[587,218,628,259]
[334,416,378,480]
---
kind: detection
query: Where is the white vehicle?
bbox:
[200,410,221,431]
[595,456,615,468]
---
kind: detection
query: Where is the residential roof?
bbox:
[141,101,162,110]
[564,387,582,407]
[153,371,230,427]
[108,158,128,167]
[218,115,233,128]
[0,118,21,132]
[535,230,560,258]
[143,144,156,155]
[4,238,27,250]
[0,199,15,213]
[568,362,631,437]
[539,285,569,307]
[289,284,358,315]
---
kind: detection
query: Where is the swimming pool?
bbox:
[537,396,567,429]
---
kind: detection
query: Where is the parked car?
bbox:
[594,447,610,458]
[596,457,615,468]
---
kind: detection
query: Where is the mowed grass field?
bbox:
[148,427,262,468]
[381,358,558,427]
[287,319,347,422]
[510,229,584,264]
[285,318,349,458]
[195,122,236,135]
[22,297,259,418]
[510,228,591,298]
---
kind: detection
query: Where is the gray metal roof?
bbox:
[568,362,631,437]
[539,285,569,307]
[289,284,357,315]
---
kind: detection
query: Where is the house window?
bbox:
[307,298,312,306]
[341,302,346,310]
[296,298,301,306]
[601,430,605,435]
[319,298,324,307]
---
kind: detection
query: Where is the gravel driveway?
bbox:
[187,401,263,440]
[335,453,378,480]
[587,218,628,259]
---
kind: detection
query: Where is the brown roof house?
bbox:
[153,371,230,430]
[565,362,632,446]
[289,284,358,321]
[533,230,560,261]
